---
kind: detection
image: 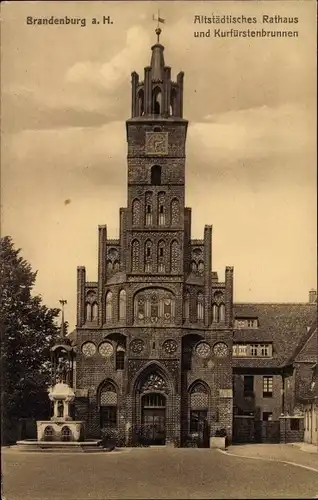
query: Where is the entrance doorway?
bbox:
[141,393,166,445]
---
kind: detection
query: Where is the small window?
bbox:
[290,419,300,431]
[116,348,125,370]
[61,426,72,442]
[263,376,273,397]
[151,165,161,186]
[158,263,165,272]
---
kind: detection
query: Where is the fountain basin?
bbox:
[15,439,104,452]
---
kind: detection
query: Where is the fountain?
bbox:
[16,300,102,452]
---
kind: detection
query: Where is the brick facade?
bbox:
[72,37,233,447]
[70,33,317,447]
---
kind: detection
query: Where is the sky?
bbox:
[1,1,317,330]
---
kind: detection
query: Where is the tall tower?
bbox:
[125,27,188,282]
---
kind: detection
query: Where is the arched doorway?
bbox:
[141,392,166,445]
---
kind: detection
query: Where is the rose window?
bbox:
[81,342,96,357]
[195,342,211,359]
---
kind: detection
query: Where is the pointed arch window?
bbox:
[184,292,190,321]
[171,240,179,273]
[158,240,165,273]
[191,261,197,272]
[189,382,208,432]
[145,192,153,225]
[100,381,117,429]
[113,261,119,273]
[119,290,126,320]
[158,192,165,226]
[151,165,161,186]
[144,240,153,272]
[152,87,162,115]
[132,198,141,226]
[219,303,225,322]
[105,292,113,322]
[116,345,125,370]
[171,198,180,225]
[212,304,219,323]
[85,303,92,322]
[131,239,140,272]
[92,302,98,321]
[106,260,113,274]
[197,293,204,321]
[137,89,144,116]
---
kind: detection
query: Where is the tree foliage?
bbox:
[1,236,61,441]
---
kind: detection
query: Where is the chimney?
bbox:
[309,289,317,304]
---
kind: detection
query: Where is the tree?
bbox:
[0,236,61,443]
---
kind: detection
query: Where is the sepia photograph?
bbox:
[1,1,317,499]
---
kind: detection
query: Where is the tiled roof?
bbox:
[233,303,317,368]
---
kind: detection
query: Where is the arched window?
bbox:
[113,261,119,273]
[132,198,141,226]
[106,260,112,274]
[219,303,225,322]
[191,261,197,272]
[197,293,204,321]
[92,303,98,321]
[171,198,180,225]
[151,165,161,186]
[145,192,153,225]
[189,382,208,433]
[100,381,117,429]
[158,240,165,273]
[212,304,219,323]
[144,240,153,272]
[152,87,162,115]
[184,292,190,321]
[44,425,54,441]
[131,239,140,271]
[171,240,179,273]
[116,345,125,370]
[61,426,72,442]
[138,89,144,116]
[85,303,92,322]
[153,126,162,132]
[170,88,177,116]
[158,192,165,226]
[119,290,126,320]
[105,292,113,321]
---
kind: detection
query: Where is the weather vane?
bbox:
[152,10,165,43]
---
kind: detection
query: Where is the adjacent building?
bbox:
[70,31,317,446]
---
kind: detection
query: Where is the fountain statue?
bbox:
[16,300,101,451]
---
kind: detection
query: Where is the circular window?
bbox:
[130,338,144,354]
[98,341,114,358]
[195,342,211,358]
[213,342,228,358]
[81,342,96,357]
[162,339,178,355]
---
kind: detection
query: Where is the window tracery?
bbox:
[197,292,204,321]
[141,373,167,393]
[133,289,175,324]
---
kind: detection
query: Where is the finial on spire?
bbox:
[59,299,67,338]
[152,10,165,43]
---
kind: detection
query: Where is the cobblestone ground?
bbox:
[2,446,318,500]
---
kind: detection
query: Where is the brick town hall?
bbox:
[70,28,317,447]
